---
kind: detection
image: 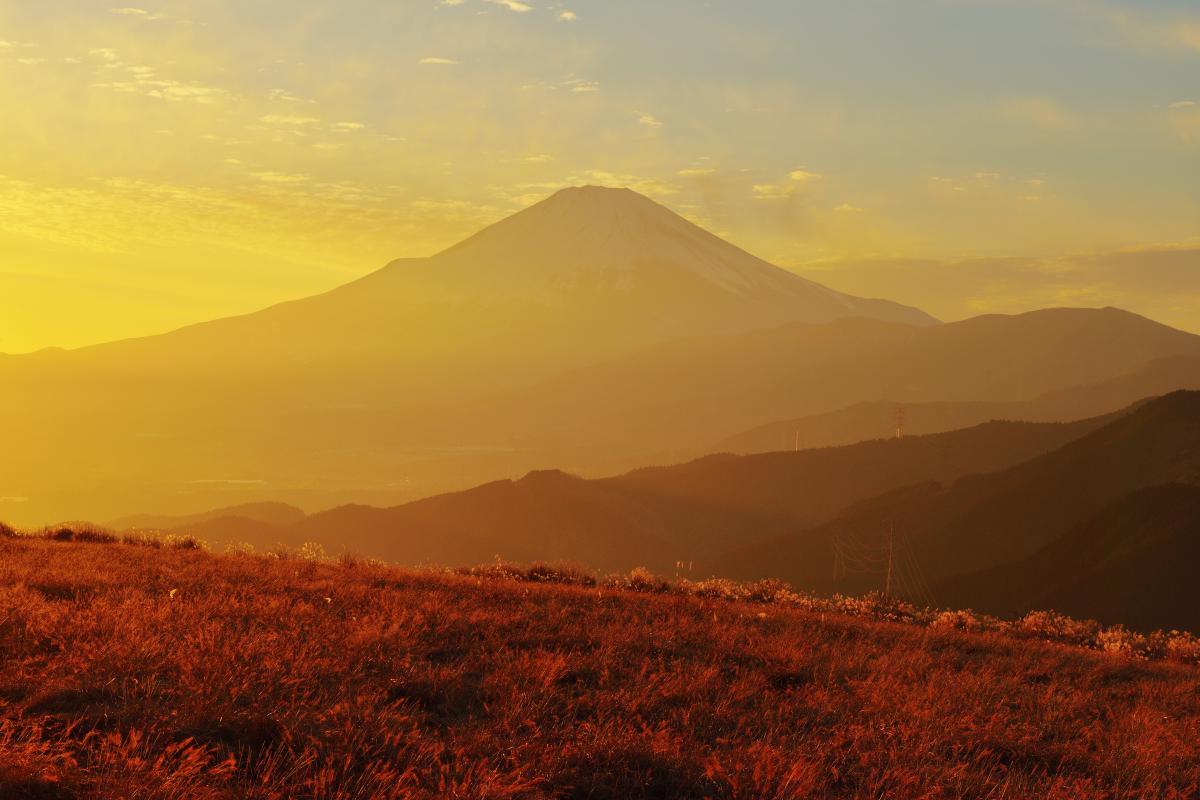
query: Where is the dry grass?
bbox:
[1,536,1199,799]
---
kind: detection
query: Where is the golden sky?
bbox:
[1,0,1198,352]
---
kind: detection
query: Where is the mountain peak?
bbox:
[411,186,933,327]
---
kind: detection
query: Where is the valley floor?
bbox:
[1,537,1199,799]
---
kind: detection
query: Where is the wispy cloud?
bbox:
[419,57,459,65]
[558,11,577,22]
[259,114,320,125]
[636,113,663,130]
[486,0,534,11]
[753,168,824,201]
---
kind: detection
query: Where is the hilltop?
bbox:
[721,391,1200,630]
[2,536,1198,799]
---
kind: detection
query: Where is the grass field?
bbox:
[2,534,1199,799]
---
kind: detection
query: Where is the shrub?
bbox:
[1012,610,1101,647]
[163,534,205,551]
[524,561,597,586]
[0,522,16,539]
[931,609,990,632]
[1097,625,1150,658]
[1164,631,1200,665]
[43,525,117,544]
[123,532,163,548]
[603,567,672,593]
[298,541,328,561]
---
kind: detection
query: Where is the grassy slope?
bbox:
[2,539,1199,800]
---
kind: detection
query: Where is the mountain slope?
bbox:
[6,192,1200,528]
[0,186,936,527]
[718,391,1200,602]
[284,469,798,574]
[716,354,1200,454]
[487,307,1200,461]
[936,484,1200,632]
[170,414,1114,573]
[108,502,306,531]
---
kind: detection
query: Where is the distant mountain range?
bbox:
[111,407,1121,573]
[103,391,1200,630]
[5,186,1200,537]
[937,483,1200,633]
[720,391,1200,630]
[716,355,1200,454]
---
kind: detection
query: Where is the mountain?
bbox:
[483,307,1200,464]
[148,413,1114,573]
[936,484,1200,632]
[0,186,934,527]
[6,188,1200,529]
[108,502,307,531]
[718,391,1200,604]
[715,354,1200,454]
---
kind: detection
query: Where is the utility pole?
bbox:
[794,429,801,452]
[895,407,905,440]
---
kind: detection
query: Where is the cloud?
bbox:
[330,121,366,132]
[678,167,717,177]
[485,0,534,11]
[636,113,663,129]
[834,203,863,213]
[564,78,599,93]
[753,167,824,200]
[419,57,459,65]
[1170,100,1197,110]
[109,7,158,18]
[558,11,577,21]
[0,40,36,49]
[525,154,553,163]
[259,114,321,125]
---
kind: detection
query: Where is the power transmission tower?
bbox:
[884,522,895,597]
[895,406,906,439]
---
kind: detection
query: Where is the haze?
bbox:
[2,0,1199,354]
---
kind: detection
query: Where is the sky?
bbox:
[0,0,1198,352]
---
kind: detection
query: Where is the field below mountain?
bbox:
[3,537,1199,800]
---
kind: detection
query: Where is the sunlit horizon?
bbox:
[2,0,1199,352]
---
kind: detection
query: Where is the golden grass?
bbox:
[1,536,1199,799]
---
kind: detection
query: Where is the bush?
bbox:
[1097,625,1150,658]
[1164,631,1200,664]
[164,534,205,551]
[43,525,117,544]
[931,609,990,632]
[0,522,17,539]
[1012,610,1101,647]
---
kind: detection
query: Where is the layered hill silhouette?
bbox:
[716,354,1200,454]
[5,187,1200,527]
[112,413,1115,574]
[937,484,1200,632]
[719,391,1200,619]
